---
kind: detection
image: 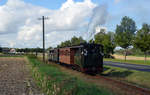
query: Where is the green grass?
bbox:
[27,55,113,95]
[102,66,150,89]
[104,58,150,65]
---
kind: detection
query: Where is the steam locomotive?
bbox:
[48,43,103,74]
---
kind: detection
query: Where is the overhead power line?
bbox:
[38,16,49,62]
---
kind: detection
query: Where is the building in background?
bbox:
[10,48,16,54]
[95,26,107,34]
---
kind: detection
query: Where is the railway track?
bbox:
[94,75,150,95]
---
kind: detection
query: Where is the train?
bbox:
[48,43,103,74]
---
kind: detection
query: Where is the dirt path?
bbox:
[0,57,43,95]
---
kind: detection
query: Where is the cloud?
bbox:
[0,0,109,47]
[0,0,49,35]
[0,0,108,48]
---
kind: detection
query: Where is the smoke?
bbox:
[87,5,108,41]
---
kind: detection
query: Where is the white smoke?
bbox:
[87,5,108,41]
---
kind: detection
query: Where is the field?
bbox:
[113,54,150,61]
[0,57,42,95]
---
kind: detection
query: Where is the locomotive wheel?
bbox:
[76,67,81,72]
[72,65,81,72]
[71,66,76,70]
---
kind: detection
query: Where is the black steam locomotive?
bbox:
[48,43,103,74]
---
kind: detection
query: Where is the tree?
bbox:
[115,16,136,60]
[59,40,71,47]
[133,23,150,63]
[95,31,116,58]
[47,47,53,51]
[58,36,86,47]
[71,36,86,46]
[89,39,94,43]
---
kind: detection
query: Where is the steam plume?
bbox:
[87,5,108,41]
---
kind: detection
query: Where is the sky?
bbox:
[0,0,150,48]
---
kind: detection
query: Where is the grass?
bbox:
[104,58,150,65]
[27,55,113,95]
[102,65,150,89]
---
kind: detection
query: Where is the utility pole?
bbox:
[38,16,49,62]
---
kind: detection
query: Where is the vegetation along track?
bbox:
[51,61,150,95]
[94,75,150,95]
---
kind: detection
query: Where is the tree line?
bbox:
[16,48,43,53]
[57,16,150,63]
[57,36,86,48]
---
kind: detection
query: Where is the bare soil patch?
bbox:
[0,57,43,95]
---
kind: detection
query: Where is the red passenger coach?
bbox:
[59,48,75,65]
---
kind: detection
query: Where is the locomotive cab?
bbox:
[74,43,103,74]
